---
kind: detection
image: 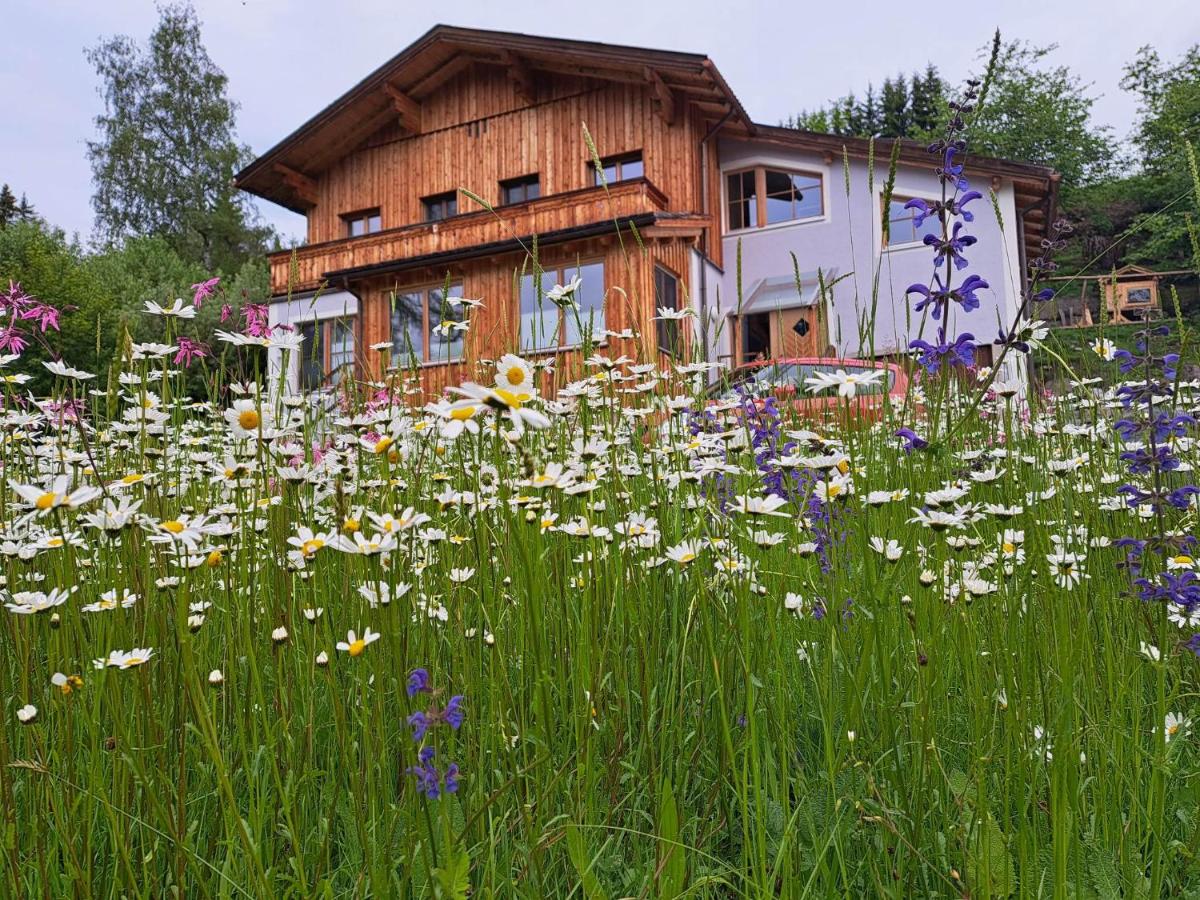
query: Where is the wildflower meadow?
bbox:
[5,72,1200,900]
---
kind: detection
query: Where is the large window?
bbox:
[298,317,356,390]
[726,167,823,231]
[343,209,381,237]
[884,195,941,247]
[519,261,605,351]
[654,265,681,356]
[389,281,467,366]
[298,321,323,391]
[592,152,644,186]
[422,192,458,222]
[329,319,355,377]
[500,174,540,205]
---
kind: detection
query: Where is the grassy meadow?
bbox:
[1,321,1199,898]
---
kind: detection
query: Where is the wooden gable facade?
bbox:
[237,27,750,397]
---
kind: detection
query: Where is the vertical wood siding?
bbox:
[307,66,708,244]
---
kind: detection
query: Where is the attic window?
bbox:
[422,192,458,222]
[343,209,381,237]
[500,174,540,206]
[593,152,644,186]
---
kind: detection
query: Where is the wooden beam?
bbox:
[382,83,421,132]
[520,58,645,85]
[644,66,676,125]
[499,50,535,103]
[272,164,317,206]
[407,54,474,98]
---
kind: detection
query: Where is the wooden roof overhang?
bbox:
[236,25,753,213]
[744,124,1060,266]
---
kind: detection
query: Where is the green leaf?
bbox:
[566,825,610,900]
[657,781,686,899]
[431,847,470,900]
[966,815,1016,898]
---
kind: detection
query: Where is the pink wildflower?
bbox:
[190,277,220,309]
[173,337,209,368]
[21,303,61,333]
[0,325,28,355]
[243,303,270,338]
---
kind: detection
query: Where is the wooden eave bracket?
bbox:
[644,66,676,125]
[382,83,422,132]
[272,163,317,206]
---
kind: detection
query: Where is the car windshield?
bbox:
[710,362,895,401]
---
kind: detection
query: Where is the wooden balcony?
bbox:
[270,177,671,294]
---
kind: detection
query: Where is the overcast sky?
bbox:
[3,0,1196,245]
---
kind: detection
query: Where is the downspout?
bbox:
[698,107,735,364]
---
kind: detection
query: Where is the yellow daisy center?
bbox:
[374,436,393,454]
[343,518,359,533]
[450,406,476,421]
[678,552,696,563]
[493,388,522,408]
[35,492,59,510]
[121,473,144,485]
[302,539,324,556]
[206,550,222,567]
[348,639,366,657]
[162,520,185,534]
[238,409,260,430]
[505,365,526,385]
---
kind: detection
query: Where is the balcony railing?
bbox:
[270,177,670,294]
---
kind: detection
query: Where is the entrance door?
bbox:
[741,312,771,363]
[773,307,818,358]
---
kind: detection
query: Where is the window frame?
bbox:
[591,151,645,187]
[653,264,682,357]
[882,193,942,249]
[723,165,826,234]
[499,174,541,206]
[388,279,468,368]
[341,208,382,238]
[518,259,607,353]
[421,191,459,223]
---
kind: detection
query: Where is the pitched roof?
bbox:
[235,25,752,212]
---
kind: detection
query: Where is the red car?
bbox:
[705,357,911,424]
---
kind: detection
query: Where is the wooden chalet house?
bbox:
[236,26,1060,395]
